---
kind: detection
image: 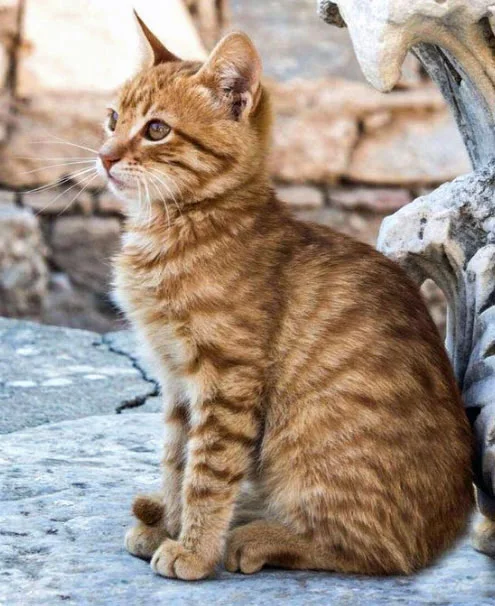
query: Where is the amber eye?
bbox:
[108,110,118,132]
[145,119,171,141]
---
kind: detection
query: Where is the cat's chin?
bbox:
[96,163,138,202]
[108,179,138,202]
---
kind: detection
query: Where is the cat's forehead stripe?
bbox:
[120,83,154,113]
[119,61,203,112]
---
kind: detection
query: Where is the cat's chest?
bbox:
[114,232,178,314]
[113,236,199,382]
[113,266,163,319]
[116,275,197,399]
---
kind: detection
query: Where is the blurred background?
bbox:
[0,0,470,334]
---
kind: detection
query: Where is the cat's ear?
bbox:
[197,32,262,120]
[134,10,180,66]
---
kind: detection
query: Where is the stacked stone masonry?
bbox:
[0,0,467,332]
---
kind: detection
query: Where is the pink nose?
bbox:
[99,151,121,174]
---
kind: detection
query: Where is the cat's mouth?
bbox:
[106,171,139,194]
[105,173,141,204]
[97,157,138,193]
[108,174,125,187]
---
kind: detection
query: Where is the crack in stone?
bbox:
[114,393,154,414]
[98,335,159,413]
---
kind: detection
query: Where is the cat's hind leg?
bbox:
[125,493,169,560]
[225,520,326,574]
[472,515,495,556]
[472,490,495,556]
[225,519,415,575]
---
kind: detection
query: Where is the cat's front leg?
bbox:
[125,399,189,558]
[160,402,189,537]
[151,394,259,580]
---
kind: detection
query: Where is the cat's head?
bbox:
[97,13,271,218]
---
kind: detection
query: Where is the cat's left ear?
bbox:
[197,32,262,120]
[134,10,180,66]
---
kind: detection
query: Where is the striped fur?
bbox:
[106,27,474,580]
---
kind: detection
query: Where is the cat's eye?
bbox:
[145,119,171,141]
[108,110,118,132]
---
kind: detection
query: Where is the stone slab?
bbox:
[23,188,94,216]
[296,207,384,247]
[0,205,48,319]
[328,186,412,212]
[49,216,121,294]
[18,0,205,97]
[1,412,494,605]
[41,274,124,335]
[276,185,324,209]
[102,331,162,414]
[271,114,358,184]
[346,111,470,186]
[0,319,156,433]
[267,77,467,186]
[0,190,15,205]
[0,91,107,190]
[230,0,378,83]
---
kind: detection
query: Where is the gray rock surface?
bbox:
[1,412,495,606]
[103,330,162,414]
[1,318,494,603]
[0,319,157,433]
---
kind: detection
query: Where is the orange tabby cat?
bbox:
[101,15,473,580]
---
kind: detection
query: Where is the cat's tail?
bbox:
[132,485,266,528]
[132,493,165,526]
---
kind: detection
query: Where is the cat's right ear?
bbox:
[197,32,262,120]
[134,10,180,67]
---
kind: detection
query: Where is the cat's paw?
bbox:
[125,522,168,560]
[472,515,495,556]
[150,539,214,580]
[224,526,265,574]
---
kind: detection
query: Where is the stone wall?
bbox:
[0,0,464,332]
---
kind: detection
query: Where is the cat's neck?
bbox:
[126,174,272,232]
[121,175,275,261]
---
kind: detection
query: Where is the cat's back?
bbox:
[277,216,455,383]
[273,213,469,429]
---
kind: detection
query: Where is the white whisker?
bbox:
[34,169,97,216]
[15,156,96,161]
[142,176,150,225]
[136,177,142,218]
[56,171,99,217]
[21,166,98,195]
[21,159,96,175]
[145,176,157,227]
[144,170,171,229]
[32,134,98,155]
[148,167,182,218]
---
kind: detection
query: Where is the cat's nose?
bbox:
[99,151,121,174]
